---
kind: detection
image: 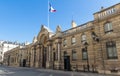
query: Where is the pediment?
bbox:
[37,25,54,41]
[40,25,47,33]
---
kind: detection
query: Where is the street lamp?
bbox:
[91,31,100,72]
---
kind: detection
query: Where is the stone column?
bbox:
[47,46,49,62]
[36,45,40,68]
[49,45,51,62]
[46,44,52,69]
[38,45,41,68]
[31,48,34,67]
[58,43,60,62]
[41,45,43,68]
[33,46,36,67]
[57,42,61,70]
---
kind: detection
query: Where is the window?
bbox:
[81,34,87,45]
[104,22,113,33]
[81,34,86,42]
[72,50,77,61]
[63,39,67,47]
[82,48,88,60]
[53,52,56,61]
[106,41,118,59]
[64,51,67,56]
[71,36,76,45]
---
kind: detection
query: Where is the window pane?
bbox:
[63,39,67,46]
[82,50,87,60]
[109,23,112,31]
[104,22,113,33]
[105,24,108,32]
[113,47,117,57]
[82,35,86,41]
[72,37,76,44]
[108,47,113,57]
[106,41,117,59]
[72,50,77,60]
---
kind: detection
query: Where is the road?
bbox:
[0,65,115,76]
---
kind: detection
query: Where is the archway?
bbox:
[40,34,48,68]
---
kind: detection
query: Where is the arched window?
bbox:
[106,41,118,59]
[104,22,113,33]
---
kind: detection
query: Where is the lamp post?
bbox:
[91,31,106,74]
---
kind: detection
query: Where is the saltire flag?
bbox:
[49,3,56,12]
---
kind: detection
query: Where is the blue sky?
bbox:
[0,0,120,43]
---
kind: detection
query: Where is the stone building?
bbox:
[3,3,120,75]
[0,40,25,64]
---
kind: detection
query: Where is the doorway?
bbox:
[23,59,26,67]
[52,52,56,69]
[64,56,71,71]
[42,47,47,68]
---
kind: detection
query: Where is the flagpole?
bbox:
[48,0,50,28]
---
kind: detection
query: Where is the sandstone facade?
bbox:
[3,3,120,75]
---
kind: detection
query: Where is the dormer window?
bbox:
[71,36,76,45]
[104,22,113,33]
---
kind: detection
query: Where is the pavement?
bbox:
[0,65,118,76]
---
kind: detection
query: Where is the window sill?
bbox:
[82,59,88,60]
[105,30,113,34]
[71,43,76,45]
[72,60,77,62]
[106,59,118,61]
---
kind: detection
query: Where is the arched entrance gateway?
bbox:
[37,25,54,69]
[40,35,47,68]
[37,25,63,69]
